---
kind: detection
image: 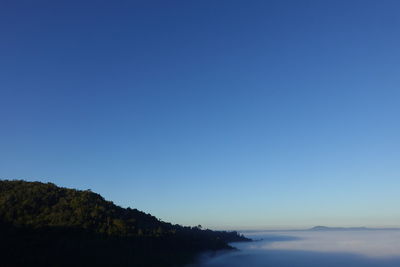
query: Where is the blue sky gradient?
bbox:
[1,0,400,229]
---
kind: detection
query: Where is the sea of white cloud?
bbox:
[254,230,400,258]
[194,230,400,267]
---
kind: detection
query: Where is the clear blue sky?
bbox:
[1,0,400,230]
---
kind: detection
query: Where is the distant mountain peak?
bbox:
[310,226,368,231]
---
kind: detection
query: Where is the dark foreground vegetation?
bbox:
[0,180,250,266]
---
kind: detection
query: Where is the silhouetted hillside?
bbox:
[0,180,250,266]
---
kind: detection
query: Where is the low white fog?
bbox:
[256,230,400,258]
[195,230,400,267]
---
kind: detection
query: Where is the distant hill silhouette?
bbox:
[310,226,400,231]
[0,180,249,266]
[310,226,368,231]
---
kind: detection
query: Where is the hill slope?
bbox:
[0,180,249,266]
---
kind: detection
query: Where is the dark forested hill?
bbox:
[0,180,249,266]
